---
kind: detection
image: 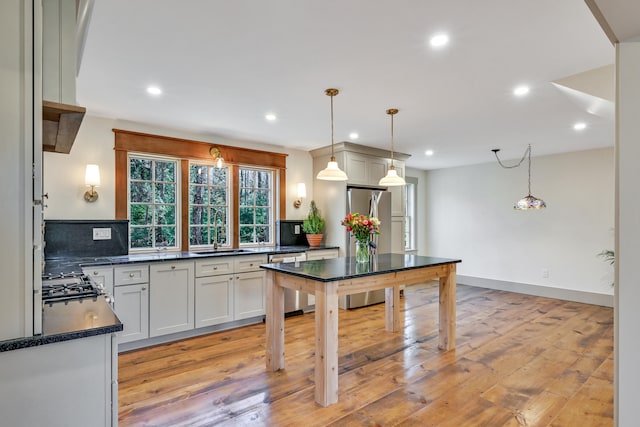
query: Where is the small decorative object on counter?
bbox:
[303,200,325,247]
[341,213,380,263]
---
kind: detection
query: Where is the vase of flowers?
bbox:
[341,213,381,263]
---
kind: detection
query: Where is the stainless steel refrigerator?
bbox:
[340,186,392,309]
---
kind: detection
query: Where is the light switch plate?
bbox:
[93,227,112,240]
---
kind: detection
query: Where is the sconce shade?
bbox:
[85,164,101,187]
[297,183,307,199]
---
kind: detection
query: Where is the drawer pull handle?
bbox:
[129,273,135,278]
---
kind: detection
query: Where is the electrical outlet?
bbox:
[542,268,549,278]
[93,228,112,240]
[294,225,300,234]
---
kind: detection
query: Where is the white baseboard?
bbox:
[457,275,613,307]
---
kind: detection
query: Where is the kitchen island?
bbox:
[261,253,461,407]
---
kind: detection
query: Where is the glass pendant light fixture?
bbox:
[492,144,547,210]
[379,108,406,186]
[316,88,348,181]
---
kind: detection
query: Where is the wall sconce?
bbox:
[293,183,306,209]
[210,147,224,168]
[84,164,100,202]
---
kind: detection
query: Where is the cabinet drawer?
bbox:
[114,264,149,286]
[234,255,268,273]
[195,257,234,277]
[305,249,339,261]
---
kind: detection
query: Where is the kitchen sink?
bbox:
[193,249,249,255]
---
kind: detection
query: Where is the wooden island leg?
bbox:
[385,285,401,332]
[315,280,339,407]
[438,264,457,351]
[265,271,285,371]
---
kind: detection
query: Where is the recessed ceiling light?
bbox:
[429,33,449,48]
[349,132,359,140]
[513,85,530,97]
[265,114,277,121]
[425,150,434,156]
[574,122,587,130]
[147,86,162,95]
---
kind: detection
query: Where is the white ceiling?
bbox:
[77,0,614,170]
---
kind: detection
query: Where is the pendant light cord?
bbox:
[492,144,533,195]
[330,93,335,159]
[390,113,395,167]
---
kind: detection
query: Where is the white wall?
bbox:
[616,41,640,426]
[43,114,315,220]
[423,148,614,297]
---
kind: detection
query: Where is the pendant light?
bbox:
[379,108,406,186]
[492,144,547,210]
[316,88,348,181]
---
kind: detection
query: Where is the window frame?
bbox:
[238,166,275,246]
[114,129,288,252]
[127,153,180,252]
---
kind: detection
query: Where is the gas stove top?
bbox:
[42,273,101,302]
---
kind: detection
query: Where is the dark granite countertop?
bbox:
[0,296,122,353]
[43,245,338,276]
[260,253,461,282]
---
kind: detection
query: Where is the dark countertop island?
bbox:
[260,253,461,281]
[262,253,461,407]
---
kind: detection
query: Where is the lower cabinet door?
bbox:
[234,271,266,320]
[114,283,149,344]
[149,261,195,338]
[195,274,234,327]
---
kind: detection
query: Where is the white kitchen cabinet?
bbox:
[195,274,234,327]
[234,270,266,320]
[114,264,149,286]
[344,151,388,186]
[305,248,339,261]
[114,283,149,344]
[233,255,267,320]
[0,333,117,427]
[149,261,195,337]
[83,266,114,298]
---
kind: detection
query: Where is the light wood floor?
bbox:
[118,283,613,426]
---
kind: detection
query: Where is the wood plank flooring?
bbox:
[118,283,613,426]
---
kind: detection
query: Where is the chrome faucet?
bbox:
[213,210,219,250]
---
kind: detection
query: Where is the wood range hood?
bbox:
[42,100,86,154]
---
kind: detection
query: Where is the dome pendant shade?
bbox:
[515,194,547,210]
[379,108,406,186]
[379,165,405,186]
[317,158,348,181]
[317,88,348,181]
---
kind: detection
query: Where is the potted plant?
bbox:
[303,200,325,247]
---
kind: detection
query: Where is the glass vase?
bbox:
[355,239,370,264]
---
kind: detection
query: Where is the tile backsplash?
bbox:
[44,220,129,259]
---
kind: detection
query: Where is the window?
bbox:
[239,167,274,245]
[129,155,179,249]
[115,129,288,251]
[189,163,230,247]
[405,180,417,251]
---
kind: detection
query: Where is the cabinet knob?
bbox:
[93,271,99,275]
[141,287,146,291]
[129,273,135,278]
[249,263,254,267]
[171,265,176,270]
[213,266,218,270]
